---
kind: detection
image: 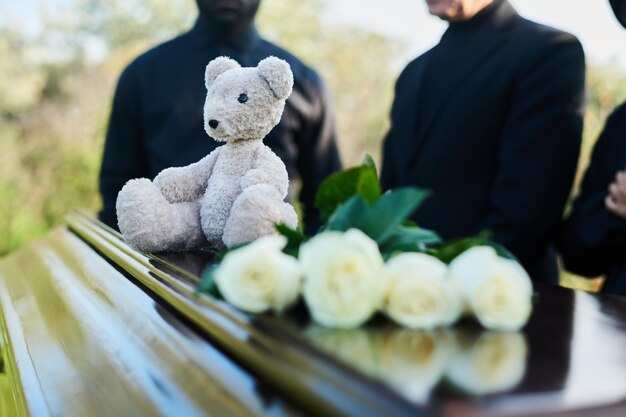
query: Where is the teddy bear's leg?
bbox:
[282,202,298,229]
[116,178,208,252]
[222,184,299,248]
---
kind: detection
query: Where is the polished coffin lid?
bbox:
[2,213,626,416]
[0,219,302,417]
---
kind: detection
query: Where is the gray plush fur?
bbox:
[116,56,298,252]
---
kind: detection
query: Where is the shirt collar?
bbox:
[443,0,517,40]
[189,17,262,51]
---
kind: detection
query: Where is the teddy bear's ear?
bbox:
[205,56,240,89]
[257,56,294,100]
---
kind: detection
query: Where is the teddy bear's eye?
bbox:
[238,93,248,104]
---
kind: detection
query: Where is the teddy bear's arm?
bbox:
[153,148,220,203]
[240,146,289,198]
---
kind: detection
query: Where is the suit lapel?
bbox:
[404,0,518,175]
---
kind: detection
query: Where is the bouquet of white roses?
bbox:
[200,156,533,331]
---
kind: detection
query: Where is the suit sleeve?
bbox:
[559,105,626,276]
[98,65,147,230]
[381,57,425,192]
[297,76,342,234]
[475,35,585,268]
[380,70,407,191]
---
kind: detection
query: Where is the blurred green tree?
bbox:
[0,0,398,256]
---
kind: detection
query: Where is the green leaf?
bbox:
[326,195,369,232]
[361,153,377,176]
[432,237,485,264]
[198,264,222,298]
[486,240,518,261]
[380,225,442,255]
[275,223,308,257]
[396,225,442,245]
[355,187,429,244]
[432,233,518,264]
[315,165,381,223]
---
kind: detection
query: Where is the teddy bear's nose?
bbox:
[208,119,219,129]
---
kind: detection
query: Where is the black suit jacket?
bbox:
[381,0,585,282]
[98,19,341,234]
[560,103,626,295]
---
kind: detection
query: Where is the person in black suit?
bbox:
[559,0,626,295]
[98,0,341,235]
[381,0,586,283]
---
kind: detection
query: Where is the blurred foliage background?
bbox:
[1,0,624,291]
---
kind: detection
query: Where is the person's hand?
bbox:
[605,170,626,219]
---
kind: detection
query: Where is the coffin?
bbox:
[1,212,626,417]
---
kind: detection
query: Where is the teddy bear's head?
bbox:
[203,56,294,143]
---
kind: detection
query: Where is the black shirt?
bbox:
[98,18,341,234]
[381,0,585,282]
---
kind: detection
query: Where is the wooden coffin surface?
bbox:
[0,216,302,417]
[1,212,626,417]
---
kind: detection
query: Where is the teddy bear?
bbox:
[115,56,299,253]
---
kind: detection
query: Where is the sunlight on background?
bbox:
[327,0,626,69]
[4,0,626,67]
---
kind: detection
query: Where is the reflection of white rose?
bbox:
[215,235,301,313]
[450,247,533,331]
[304,326,378,377]
[382,253,463,329]
[447,331,528,395]
[300,229,384,328]
[378,329,452,404]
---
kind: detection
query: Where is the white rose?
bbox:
[378,329,453,404]
[447,330,528,395]
[382,253,463,329]
[304,326,378,377]
[450,246,533,331]
[214,235,301,313]
[300,229,384,328]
